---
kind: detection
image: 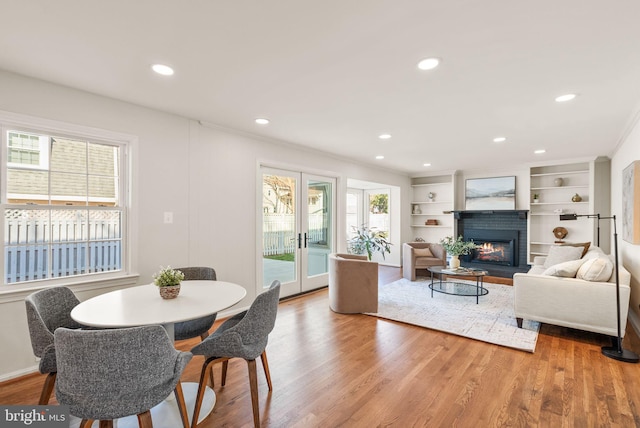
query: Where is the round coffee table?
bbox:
[427,266,489,304]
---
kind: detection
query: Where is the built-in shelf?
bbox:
[410,174,456,242]
[528,159,610,263]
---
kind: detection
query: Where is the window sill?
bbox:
[0,273,141,303]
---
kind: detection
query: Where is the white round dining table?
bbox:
[71,280,247,340]
[69,280,247,428]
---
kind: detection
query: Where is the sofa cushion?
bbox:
[414,247,433,257]
[560,242,591,258]
[582,246,606,260]
[576,257,614,282]
[542,258,588,277]
[543,245,584,268]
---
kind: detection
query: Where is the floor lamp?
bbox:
[560,213,639,363]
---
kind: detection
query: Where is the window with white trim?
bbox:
[2,124,128,285]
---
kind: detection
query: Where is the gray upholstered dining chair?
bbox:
[190,280,281,428]
[54,325,193,428]
[25,286,82,405]
[174,266,218,341]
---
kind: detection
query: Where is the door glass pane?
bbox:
[307,179,332,277]
[262,173,297,288]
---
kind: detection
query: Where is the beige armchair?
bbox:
[328,253,378,314]
[402,242,446,280]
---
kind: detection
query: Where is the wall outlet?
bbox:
[163,212,173,224]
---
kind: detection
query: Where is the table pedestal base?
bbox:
[69,382,215,427]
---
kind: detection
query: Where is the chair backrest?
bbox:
[25,286,81,358]
[54,325,192,421]
[175,266,217,281]
[234,280,281,345]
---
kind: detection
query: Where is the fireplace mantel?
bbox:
[453,210,528,220]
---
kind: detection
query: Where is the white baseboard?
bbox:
[0,365,38,383]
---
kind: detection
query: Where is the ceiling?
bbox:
[2,1,640,175]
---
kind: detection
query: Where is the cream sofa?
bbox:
[513,246,631,337]
[328,253,378,314]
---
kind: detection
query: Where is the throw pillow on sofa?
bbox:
[542,258,588,277]
[560,242,591,258]
[543,245,585,268]
[576,257,614,282]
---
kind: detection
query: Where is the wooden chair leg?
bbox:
[260,351,273,391]
[80,420,94,428]
[192,358,216,428]
[247,359,260,428]
[98,421,114,428]
[174,382,190,428]
[221,360,229,386]
[39,372,56,405]
[137,411,153,428]
[208,364,215,389]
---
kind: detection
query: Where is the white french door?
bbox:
[260,167,336,298]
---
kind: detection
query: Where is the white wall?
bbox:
[0,70,411,379]
[611,110,640,331]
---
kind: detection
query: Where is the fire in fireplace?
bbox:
[463,228,519,267]
[473,241,512,264]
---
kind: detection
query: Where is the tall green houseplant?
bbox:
[348,225,392,260]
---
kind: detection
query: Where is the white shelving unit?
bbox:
[411,174,456,243]
[528,158,610,263]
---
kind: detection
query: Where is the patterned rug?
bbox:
[367,278,540,352]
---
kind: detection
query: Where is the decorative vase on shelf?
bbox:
[449,255,461,269]
[413,205,421,214]
[554,177,564,187]
[428,192,435,202]
[571,193,582,202]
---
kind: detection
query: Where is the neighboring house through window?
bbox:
[1,117,130,286]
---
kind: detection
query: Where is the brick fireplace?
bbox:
[453,210,529,277]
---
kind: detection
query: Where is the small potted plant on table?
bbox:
[153,266,185,299]
[440,236,479,269]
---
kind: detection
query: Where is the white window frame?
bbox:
[0,110,138,299]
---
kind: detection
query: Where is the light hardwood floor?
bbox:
[3,266,640,427]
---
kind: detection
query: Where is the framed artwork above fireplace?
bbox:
[465,176,516,210]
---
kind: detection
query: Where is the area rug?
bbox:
[367,278,540,352]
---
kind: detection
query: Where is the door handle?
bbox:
[304,232,309,248]
[297,233,302,249]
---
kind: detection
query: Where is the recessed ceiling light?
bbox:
[534,149,546,154]
[493,137,507,143]
[423,163,432,167]
[378,134,392,140]
[151,64,174,76]
[375,155,385,160]
[417,58,440,71]
[555,93,577,102]
[255,118,270,125]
